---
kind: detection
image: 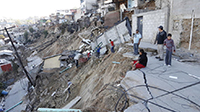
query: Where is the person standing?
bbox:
[164,33,176,66]
[109,39,115,53]
[74,53,81,68]
[87,51,91,60]
[67,80,72,94]
[154,26,167,61]
[132,29,142,55]
[96,47,101,58]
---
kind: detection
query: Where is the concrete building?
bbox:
[56,9,76,21]
[0,59,12,74]
[132,0,200,49]
[169,0,200,49]
[80,0,97,14]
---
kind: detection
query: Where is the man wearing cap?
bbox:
[154,26,167,61]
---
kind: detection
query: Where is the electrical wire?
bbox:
[127,93,176,112]
[109,85,128,112]
[111,85,175,112]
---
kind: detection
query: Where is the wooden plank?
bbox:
[62,96,81,109]
[38,108,82,112]
[179,59,197,62]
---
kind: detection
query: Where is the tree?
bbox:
[24,31,29,43]
[43,30,48,38]
[29,27,34,33]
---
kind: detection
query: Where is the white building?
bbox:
[80,0,97,14]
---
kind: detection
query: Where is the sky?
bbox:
[0,0,80,20]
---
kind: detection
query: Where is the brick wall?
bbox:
[132,8,168,43]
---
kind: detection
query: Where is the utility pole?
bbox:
[3,27,35,86]
[188,10,195,50]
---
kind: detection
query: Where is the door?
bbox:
[137,16,143,36]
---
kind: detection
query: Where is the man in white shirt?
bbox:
[74,53,81,68]
[132,29,142,55]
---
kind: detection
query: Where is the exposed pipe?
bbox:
[5,101,23,112]
[188,10,195,50]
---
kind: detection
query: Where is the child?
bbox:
[96,47,101,58]
[164,33,175,66]
[87,51,91,60]
[132,49,148,70]
[109,39,115,53]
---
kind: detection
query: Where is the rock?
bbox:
[123,52,138,59]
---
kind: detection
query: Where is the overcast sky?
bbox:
[0,0,80,19]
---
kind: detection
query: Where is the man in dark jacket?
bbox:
[154,26,167,61]
[132,49,148,70]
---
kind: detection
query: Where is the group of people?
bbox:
[132,25,176,70]
[96,39,115,58]
[154,26,176,66]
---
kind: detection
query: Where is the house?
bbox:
[0,50,14,61]
[0,59,12,74]
[25,56,43,81]
[56,9,77,22]
[132,0,200,50]
[80,0,98,14]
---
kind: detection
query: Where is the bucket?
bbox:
[1,90,8,95]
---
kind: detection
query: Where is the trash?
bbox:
[82,39,91,45]
[51,91,56,97]
[1,90,8,95]
[117,84,121,87]
[118,47,123,53]
[169,76,178,79]
[79,58,87,63]
[0,50,13,56]
[0,50,14,61]
[112,61,120,64]
[62,96,82,109]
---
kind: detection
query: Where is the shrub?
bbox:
[43,30,48,38]
[29,27,35,33]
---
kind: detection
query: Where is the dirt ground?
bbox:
[24,24,136,112]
